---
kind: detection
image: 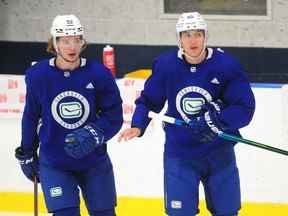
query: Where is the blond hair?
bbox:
[46,36,87,55]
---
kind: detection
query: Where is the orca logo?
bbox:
[51,91,90,129]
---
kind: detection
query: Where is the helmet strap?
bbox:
[181,44,207,64]
[57,51,80,64]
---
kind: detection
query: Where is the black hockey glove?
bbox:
[64,123,105,159]
[15,147,39,182]
[188,100,226,143]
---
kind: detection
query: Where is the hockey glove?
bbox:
[201,100,224,114]
[188,101,226,143]
[64,123,105,159]
[15,147,39,182]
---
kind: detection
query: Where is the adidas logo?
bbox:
[210,78,220,84]
[86,82,94,89]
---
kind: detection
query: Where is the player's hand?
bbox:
[188,107,226,143]
[64,123,104,159]
[15,147,40,182]
[117,128,141,142]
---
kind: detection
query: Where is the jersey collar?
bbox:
[49,57,87,67]
[177,47,213,61]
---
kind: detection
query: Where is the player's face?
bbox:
[180,30,205,58]
[57,36,83,62]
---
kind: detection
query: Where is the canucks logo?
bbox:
[176,86,212,123]
[59,102,82,119]
[51,91,90,129]
[50,187,63,198]
[182,98,205,115]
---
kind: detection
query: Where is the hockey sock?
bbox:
[53,207,80,216]
[90,208,116,216]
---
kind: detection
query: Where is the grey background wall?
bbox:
[1,0,288,47]
[1,0,288,82]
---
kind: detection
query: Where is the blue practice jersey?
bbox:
[21,58,123,170]
[132,48,255,158]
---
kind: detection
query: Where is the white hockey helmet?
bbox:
[176,12,207,36]
[176,12,208,62]
[50,14,84,38]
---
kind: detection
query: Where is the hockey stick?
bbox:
[148,111,288,156]
[34,176,38,216]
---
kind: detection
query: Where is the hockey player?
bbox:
[15,14,123,216]
[118,12,255,216]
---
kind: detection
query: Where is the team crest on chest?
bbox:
[176,86,212,123]
[182,97,205,114]
[51,91,90,129]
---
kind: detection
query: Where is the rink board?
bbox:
[1,192,288,216]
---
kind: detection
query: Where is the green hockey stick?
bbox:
[148,111,288,156]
